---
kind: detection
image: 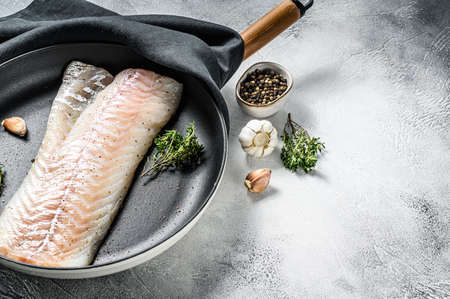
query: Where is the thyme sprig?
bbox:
[281,113,325,173]
[141,122,204,177]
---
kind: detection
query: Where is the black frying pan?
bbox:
[0,0,312,278]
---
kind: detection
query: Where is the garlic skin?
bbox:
[244,168,271,193]
[2,117,27,137]
[238,120,278,157]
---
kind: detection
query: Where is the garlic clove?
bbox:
[238,127,255,147]
[268,128,278,147]
[2,117,27,137]
[246,119,263,132]
[246,146,262,157]
[244,168,271,193]
[261,120,273,133]
[263,146,275,156]
[253,146,264,158]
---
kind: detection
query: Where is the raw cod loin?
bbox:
[0,63,182,267]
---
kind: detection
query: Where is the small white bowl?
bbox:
[236,62,293,118]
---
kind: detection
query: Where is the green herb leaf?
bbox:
[281,113,325,173]
[141,122,204,177]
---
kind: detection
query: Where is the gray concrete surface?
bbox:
[1,0,450,298]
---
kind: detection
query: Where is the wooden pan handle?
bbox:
[240,0,312,60]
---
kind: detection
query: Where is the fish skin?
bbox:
[0,68,182,267]
[0,61,114,266]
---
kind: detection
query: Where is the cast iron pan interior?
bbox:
[0,43,227,270]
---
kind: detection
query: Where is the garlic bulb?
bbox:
[238,120,278,157]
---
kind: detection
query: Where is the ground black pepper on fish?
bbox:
[239,68,288,105]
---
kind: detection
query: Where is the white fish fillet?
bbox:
[0,61,113,266]
[41,61,113,153]
[0,67,182,267]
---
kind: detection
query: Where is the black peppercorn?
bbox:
[239,68,288,106]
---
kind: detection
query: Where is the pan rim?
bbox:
[0,42,229,276]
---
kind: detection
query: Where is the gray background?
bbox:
[1,0,450,298]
